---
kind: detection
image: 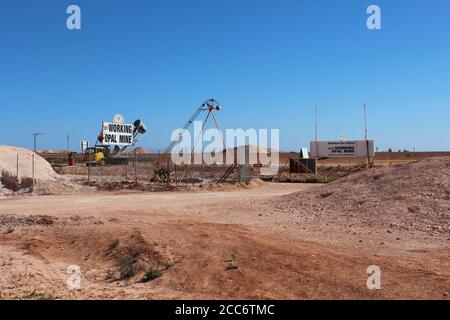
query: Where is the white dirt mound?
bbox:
[0,145,59,181]
[273,157,450,234]
[0,145,84,197]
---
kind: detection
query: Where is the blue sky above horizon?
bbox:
[0,0,449,152]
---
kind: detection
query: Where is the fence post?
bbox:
[125,153,128,182]
[16,154,19,181]
[134,149,137,182]
[32,154,35,187]
[174,164,178,187]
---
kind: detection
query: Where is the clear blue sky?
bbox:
[1,0,449,152]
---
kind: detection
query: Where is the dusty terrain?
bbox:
[0,182,448,300]
[274,157,450,234]
[0,145,89,198]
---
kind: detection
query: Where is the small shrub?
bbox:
[164,260,174,270]
[1,171,19,191]
[109,239,120,251]
[226,252,239,270]
[226,263,239,271]
[20,177,34,190]
[141,266,163,283]
[118,255,141,279]
[127,244,143,258]
[23,291,55,300]
[105,269,115,281]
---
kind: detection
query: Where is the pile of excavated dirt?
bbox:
[199,178,265,192]
[0,214,105,232]
[0,214,55,231]
[272,157,450,234]
[0,145,59,181]
[84,181,179,192]
[84,179,265,193]
[0,145,85,197]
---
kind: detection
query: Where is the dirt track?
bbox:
[0,183,449,300]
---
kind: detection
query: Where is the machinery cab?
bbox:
[83,146,108,166]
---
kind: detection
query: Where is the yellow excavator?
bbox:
[83,146,108,166]
[83,118,147,166]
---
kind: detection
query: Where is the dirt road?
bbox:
[0,183,448,300]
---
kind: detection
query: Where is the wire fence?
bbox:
[0,154,37,191]
[84,153,153,183]
[45,151,250,187]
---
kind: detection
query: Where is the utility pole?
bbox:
[363,103,370,166]
[67,133,70,152]
[32,132,45,152]
[315,106,318,142]
[364,103,368,140]
[314,106,318,176]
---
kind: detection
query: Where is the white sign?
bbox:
[80,140,89,152]
[310,140,375,158]
[300,147,309,159]
[102,122,134,146]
